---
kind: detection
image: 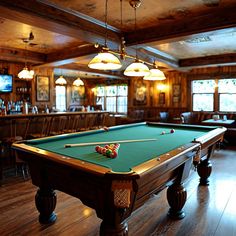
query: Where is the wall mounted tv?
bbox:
[0,74,13,93]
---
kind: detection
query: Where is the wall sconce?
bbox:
[73,78,84,86]
[157,84,166,92]
[55,75,67,85]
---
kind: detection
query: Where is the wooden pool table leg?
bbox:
[166,157,193,219]
[197,145,215,185]
[35,188,57,224]
[167,183,187,219]
[100,209,128,236]
[197,159,212,185]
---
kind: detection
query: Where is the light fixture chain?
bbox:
[134,7,137,59]
[120,0,123,28]
[104,0,108,47]
[24,42,27,68]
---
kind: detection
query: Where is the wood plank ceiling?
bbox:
[0,0,236,79]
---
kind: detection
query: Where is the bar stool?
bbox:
[50,116,68,135]
[1,118,30,180]
[84,113,97,130]
[27,116,52,139]
[96,112,109,129]
[63,115,81,133]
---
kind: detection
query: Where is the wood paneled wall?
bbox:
[128,65,236,114]
[1,60,236,115]
[128,72,188,110]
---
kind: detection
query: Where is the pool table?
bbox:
[12,122,226,236]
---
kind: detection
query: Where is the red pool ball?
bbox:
[170,129,175,133]
[103,127,109,132]
[95,145,101,152]
[110,150,118,158]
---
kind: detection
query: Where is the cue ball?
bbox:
[161,131,166,135]
[170,129,175,133]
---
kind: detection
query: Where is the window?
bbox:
[192,80,215,111]
[191,78,236,112]
[218,79,236,112]
[95,85,128,114]
[56,85,66,111]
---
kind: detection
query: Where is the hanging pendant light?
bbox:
[73,78,84,86]
[124,59,150,77]
[124,1,150,77]
[88,0,121,70]
[88,50,122,70]
[143,68,166,81]
[55,75,67,85]
[18,67,34,80]
[18,41,34,80]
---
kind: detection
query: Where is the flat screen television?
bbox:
[0,74,13,93]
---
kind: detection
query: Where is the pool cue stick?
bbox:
[64,138,157,148]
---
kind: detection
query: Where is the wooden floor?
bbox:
[0,146,236,236]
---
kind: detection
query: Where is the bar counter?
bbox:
[0,111,110,140]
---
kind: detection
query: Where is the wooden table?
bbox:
[201,119,235,127]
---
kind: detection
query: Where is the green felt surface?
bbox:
[26,123,213,173]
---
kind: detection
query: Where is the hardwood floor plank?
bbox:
[214,183,236,236]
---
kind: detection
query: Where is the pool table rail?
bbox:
[193,126,226,149]
[132,142,200,175]
[13,142,113,176]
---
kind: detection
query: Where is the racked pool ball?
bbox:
[170,129,175,133]
[106,149,112,156]
[95,145,101,153]
[110,150,118,158]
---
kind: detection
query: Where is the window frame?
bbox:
[191,78,236,112]
[55,85,67,112]
[95,84,128,114]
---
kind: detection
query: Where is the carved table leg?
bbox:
[197,159,212,185]
[99,206,128,236]
[100,220,128,236]
[167,183,187,219]
[35,188,57,224]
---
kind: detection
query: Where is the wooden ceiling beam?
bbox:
[139,46,179,69]
[0,47,45,64]
[39,44,100,67]
[125,6,236,46]
[0,0,120,48]
[59,63,127,80]
[179,53,236,68]
[0,0,178,70]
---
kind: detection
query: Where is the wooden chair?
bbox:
[159,112,169,122]
[180,112,191,124]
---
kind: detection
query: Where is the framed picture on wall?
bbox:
[159,92,165,105]
[172,84,181,103]
[36,76,50,101]
[133,79,147,105]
